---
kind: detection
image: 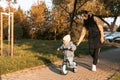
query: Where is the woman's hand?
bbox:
[101,37,104,43]
[76,42,80,46]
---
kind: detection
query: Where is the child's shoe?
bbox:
[73,66,77,73]
[73,62,77,73]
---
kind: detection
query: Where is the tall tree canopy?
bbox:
[52,0,120,32]
[52,0,120,17]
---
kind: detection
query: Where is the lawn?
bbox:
[0,39,116,75]
[112,73,120,80]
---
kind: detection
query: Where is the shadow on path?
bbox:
[76,47,120,72]
[76,61,91,71]
[38,56,62,75]
[100,48,120,68]
[100,48,120,63]
[48,63,62,75]
[37,47,120,76]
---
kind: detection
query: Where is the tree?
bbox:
[51,0,83,40]
[52,0,76,35]
[14,6,25,24]
[21,2,47,39]
[51,5,69,40]
[53,0,120,32]
[100,0,120,32]
[0,6,3,12]
[52,0,94,34]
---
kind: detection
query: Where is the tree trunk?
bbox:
[67,0,77,34]
[54,27,56,41]
[111,16,118,32]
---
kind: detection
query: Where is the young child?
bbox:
[57,34,77,72]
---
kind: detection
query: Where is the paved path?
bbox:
[1,47,120,80]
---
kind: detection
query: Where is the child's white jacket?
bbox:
[59,41,76,58]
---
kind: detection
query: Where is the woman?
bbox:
[77,10,104,71]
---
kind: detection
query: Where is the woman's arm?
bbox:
[77,27,86,46]
[94,16,104,43]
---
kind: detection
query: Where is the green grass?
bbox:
[0,40,117,75]
[112,73,120,80]
[75,41,116,57]
[0,40,62,75]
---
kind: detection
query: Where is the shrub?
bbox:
[14,24,23,40]
[4,24,23,40]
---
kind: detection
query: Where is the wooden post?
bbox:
[0,13,3,56]
[0,12,14,57]
[8,13,11,56]
[11,12,14,57]
[8,0,11,56]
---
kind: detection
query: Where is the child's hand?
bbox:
[57,48,60,51]
[67,47,72,51]
[67,47,71,50]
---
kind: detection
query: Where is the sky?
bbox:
[104,17,120,26]
[0,0,52,11]
[0,0,120,26]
